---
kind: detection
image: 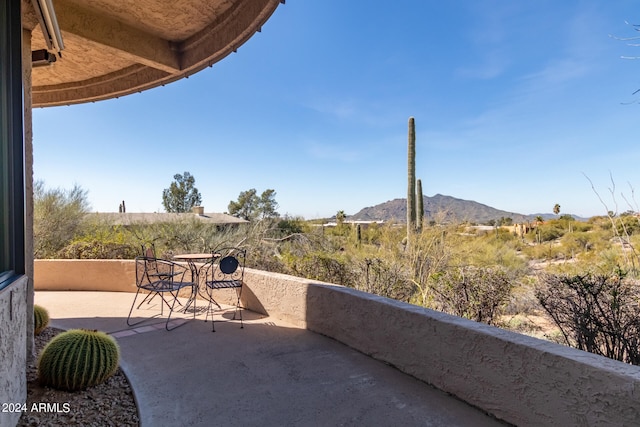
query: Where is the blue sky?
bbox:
[33,0,640,219]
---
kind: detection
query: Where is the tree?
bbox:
[553,203,561,216]
[336,210,346,226]
[162,172,202,213]
[259,189,280,219]
[228,188,279,221]
[228,189,258,220]
[34,181,90,258]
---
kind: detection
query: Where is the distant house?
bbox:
[322,220,385,227]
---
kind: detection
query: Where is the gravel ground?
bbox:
[18,327,139,427]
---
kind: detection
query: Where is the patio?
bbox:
[31,260,640,426]
[35,291,504,426]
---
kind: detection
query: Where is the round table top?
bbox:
[173,253,217,260]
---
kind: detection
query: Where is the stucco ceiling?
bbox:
[23,0,283,107]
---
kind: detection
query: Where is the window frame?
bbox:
[0,0,26,290]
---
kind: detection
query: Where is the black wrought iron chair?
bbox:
[127,256,195,331]
[202,247,246,332]
[136,244,180,309]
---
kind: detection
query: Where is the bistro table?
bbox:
[172,253,219,312]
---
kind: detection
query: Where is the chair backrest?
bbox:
[141,244,163,275]
[207,247,246,284]
[135,256,159,287]
[136,256,189,287]
[142,243,158,258]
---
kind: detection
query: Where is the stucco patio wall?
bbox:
[33,260,640,426]
[0,276,28,427]
[35,260,138,292]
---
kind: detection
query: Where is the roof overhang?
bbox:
[22,0,283,107]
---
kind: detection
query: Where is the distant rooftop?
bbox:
[88,212,248,225]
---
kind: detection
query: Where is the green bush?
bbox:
[538,224,564,242]
[33,181,90,258]
[284,251,355,287]
[38,329,120,391]
[275,216,309,235]
[58,240,139,259]
[614,214,640,236]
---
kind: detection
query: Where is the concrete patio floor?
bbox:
[34,291,508,427]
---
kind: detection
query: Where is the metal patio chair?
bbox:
[127,256,195,331]
[136,244,180,309]
[202,247,246,332]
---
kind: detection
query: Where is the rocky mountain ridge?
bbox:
[350,194,572,224]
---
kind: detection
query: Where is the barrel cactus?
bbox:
[38,329,120,391]
[34,304,50,335]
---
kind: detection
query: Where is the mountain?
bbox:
[351,194,535,224]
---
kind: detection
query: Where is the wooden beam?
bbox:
[54,0,181,73]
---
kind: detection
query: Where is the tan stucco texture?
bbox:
[25,0,283,107]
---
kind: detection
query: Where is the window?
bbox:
[0,0,26,289]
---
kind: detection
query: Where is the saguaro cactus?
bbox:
[416,178,424,232]
[407,117,416,236]
[34,304,49,335]
[38,329,120,391]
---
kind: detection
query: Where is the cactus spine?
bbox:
[416,178,424,232]
[407,117,416,237]
[34,305,50,335]
[38,329,120,391]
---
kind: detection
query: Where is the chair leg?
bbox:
[232,287,243,329]
[204,290,216,332]
[128,289,161,327]
[166,291,190,331]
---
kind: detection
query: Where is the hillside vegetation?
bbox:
[34,185,640,365]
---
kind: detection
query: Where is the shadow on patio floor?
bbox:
[35,291,508,427]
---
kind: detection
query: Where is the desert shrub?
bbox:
[535,271,640,365]
[615,214,640,236]
[352,257,413,302]
[559,231,594,258]
[571,221,593,233]
[454,233,527,274]
[58,240,139,259]
[407,227,453,306]
[522,241,565,261]
[284,251,355,287]
[538,224,565,242]
[33,181,90,258]
[426,266,514,325]
[274,215,309,236]
[502,276,540,316]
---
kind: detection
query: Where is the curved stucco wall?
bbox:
[34,260,640,426]
[35,259,138,292]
